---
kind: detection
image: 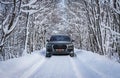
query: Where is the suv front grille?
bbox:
[53,44,67,49]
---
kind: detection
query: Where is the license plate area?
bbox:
[56,49,64,52]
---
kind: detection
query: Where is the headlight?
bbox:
[46,43,52,47]
[67,44,73,49]
[67,44,73,47]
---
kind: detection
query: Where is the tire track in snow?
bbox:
[20,57,46,78]
[69,57,83,78]
[77,57,111,78]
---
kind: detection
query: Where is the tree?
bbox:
[0,0,21,60]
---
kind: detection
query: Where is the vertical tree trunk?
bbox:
[23,13,29,55]
[96,0,104,55]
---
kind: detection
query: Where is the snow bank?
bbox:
[76,49,120,78]
[0,48,45,78]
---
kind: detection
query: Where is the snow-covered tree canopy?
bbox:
[0,0,120,61]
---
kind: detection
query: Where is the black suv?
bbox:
[46,35,74,57]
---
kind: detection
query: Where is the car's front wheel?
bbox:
[46,53,51,57]
[70,53,75,57]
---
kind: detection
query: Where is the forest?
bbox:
[0,0,120,61]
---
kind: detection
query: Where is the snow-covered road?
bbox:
[20,50,120,78]
[27,56,103,78]
[29,56,77,78]
[22,55,113,78]
[1,49,120,78]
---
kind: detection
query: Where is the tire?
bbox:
[46,53,51,57]
[70,53,75,57]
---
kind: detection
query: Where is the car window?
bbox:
[50,35,71,41]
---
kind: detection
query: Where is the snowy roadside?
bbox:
[76,49,120,78]
[0,48,45,78]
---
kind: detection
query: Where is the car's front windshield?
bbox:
[50,35,71,41]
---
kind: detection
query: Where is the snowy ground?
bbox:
[0,49,120,78]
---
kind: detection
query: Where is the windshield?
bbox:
[50,35,71,41]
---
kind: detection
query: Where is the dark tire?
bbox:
[46,53,51,57]
[70,53,75,57]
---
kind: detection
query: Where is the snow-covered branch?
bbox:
[37,10,53,25]
[66,6,79,20]
[101,25,120,36]
[0,25,1,29]
[21,4,50,15]
[113,8,120,14]
[0,0,19,4]
[2,14,10,26]
[21,0,37,7]
[7,16,19,34]
[0,13,3,17]
[0,1,14,4]
[2,15,20,35]
[21,9,39,15]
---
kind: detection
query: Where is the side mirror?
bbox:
[46,40,50,42]
[72,40,75,42]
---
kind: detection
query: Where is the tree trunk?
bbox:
[23,13,29,55]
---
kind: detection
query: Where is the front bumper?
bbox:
[46,44,74,54]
